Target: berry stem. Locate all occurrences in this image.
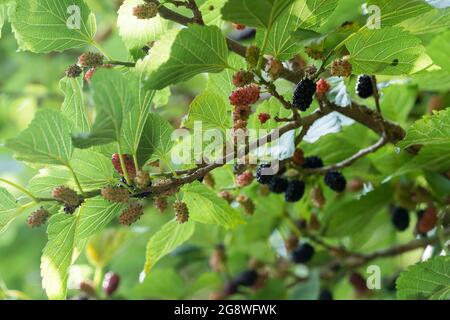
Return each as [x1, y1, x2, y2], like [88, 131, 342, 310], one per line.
[437, 206, 449, 255]
[132, 155, 140, 175]
[117, 144, 132, 185]
[104, 60, 136, 67]
[0, 178, 39, 202]
[66, 164, 85, 195]
[256, 29, 270, 71]
[93, 266, 104, 291]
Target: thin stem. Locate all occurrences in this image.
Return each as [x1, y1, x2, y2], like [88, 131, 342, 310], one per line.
[132, 155, 140, 175]
[93, 266, 104, 291]
[66, 164, 85, 195]
[105, 60, 136, 68]
[0, 178, 39, 202]
[256, 29, 270, 71]
[117, 144, 132, 185]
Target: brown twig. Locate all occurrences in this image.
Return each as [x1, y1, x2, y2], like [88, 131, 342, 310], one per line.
[304, 135, 388, 174]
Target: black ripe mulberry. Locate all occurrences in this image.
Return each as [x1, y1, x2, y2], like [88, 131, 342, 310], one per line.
[119, 203, 144, 226]
[103, 272, 120, 296]
[319, 289, 333, 300]
[324, 171, 347, 192]
[101, 186, 129, 203]
[284, 180, 305, 202]
[268, 176, 288, 194]
[302, 156, 323, 169]
[356, 74, 374, 99]
[292, 78, 316, 111]
[292, 243, 315, 264]
[391, 207, 410, 231]
[27, 207, 50, 227]
[65, 64, 82, 78]
[255, 163, 274, 185]
[233, 269, 258, 287]
[174, 200, 189, 224]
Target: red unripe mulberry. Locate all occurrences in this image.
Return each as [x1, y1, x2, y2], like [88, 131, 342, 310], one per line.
[236, 170, 254, 187]
[103, 272, 120, 296]
[112, 154, 136, 179]
[27, 207, 50, 227]
[258, 112, 271, 124]
[229, 84, 260, 107]
[232, 69, 254, 87]
[316, 79, 330, 95]
[417, 206, 438, 234]
[119, 203, 144, 226]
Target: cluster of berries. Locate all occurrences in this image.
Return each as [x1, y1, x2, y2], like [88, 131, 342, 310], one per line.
[302, 155, 347, 192]
[65, 52, 111, 83]
[255, 163, 306, 202]
[229, 83, 260, 130]
[390, 205, 438, 235]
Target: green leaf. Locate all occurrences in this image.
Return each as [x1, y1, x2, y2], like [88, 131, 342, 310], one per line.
[11, 0, 96, 53]
[256, 0, 338, 60]
[395, 144, 450, 176]
[143, 219, 195, 275]
[398, 7, 450, 35]
[288, 270, 320, 300]
[380, 84, 416, 124]
[221, 0, 292, 29]
[291, 28, 324, 46]
[0, 187, 19, 234]
[117, 0, 167, 51]
[200, 0, 227, 27]
[182, 181, 245, 229]
[411, 70, 450, 92]
[323, 186, 393, 237]
[60, 77, 90, 134]
[41, 213, 84, 300]
[425, 171, 450, 203]
[70, 149, 116, 191]
[73, 69, 134, 148]
[136, 113, 174, 167]
[345, 27, 424, 75]
[5, 109, 73, 165]
[366, 0, 432, 26]
[185, 90, 231, 133]
[0, 3, 6, 39]
[27, 167, 71, 198]
[86, 228, 131, 269]
[427, 31, 450, 73]
[41, 198, 125, 299]
[121, 56, 156, 158]
[397, 256, 450, 300]
[133, 269, 186, 299]
[145, 24, 229, 90]
[399, 108, 450, 149]
[76, 197, 126, 240]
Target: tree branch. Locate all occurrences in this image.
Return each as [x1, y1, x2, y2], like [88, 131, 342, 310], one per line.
[304, 135, 388, 174]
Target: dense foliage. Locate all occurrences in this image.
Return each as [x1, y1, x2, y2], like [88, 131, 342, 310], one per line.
[0, 0, 449, 300]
